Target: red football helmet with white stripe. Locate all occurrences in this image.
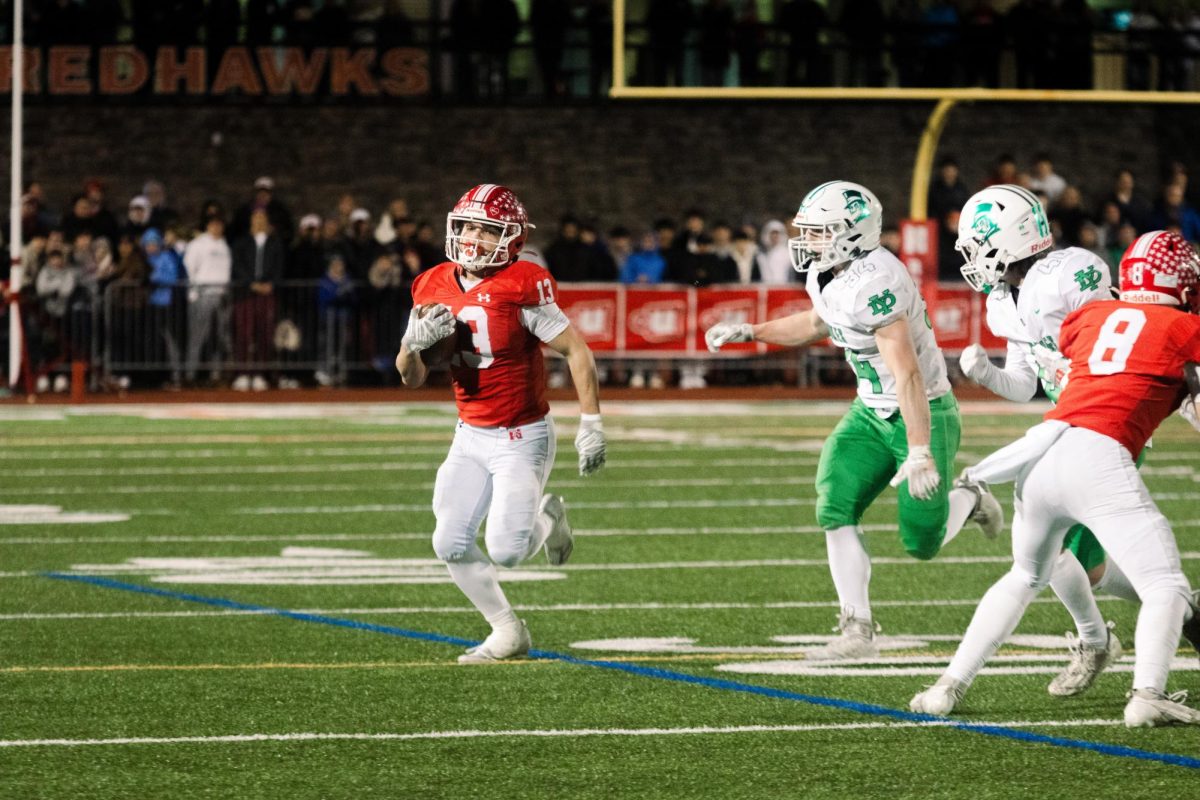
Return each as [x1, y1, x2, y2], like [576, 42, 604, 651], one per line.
[1119, 230, 1200, 314]
[445, 184, 532, 273]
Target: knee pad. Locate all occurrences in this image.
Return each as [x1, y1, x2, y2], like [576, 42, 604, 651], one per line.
[431, 527, 471, 563]
[1008, 563, 1048, 591]
[487, 544, 525, 570]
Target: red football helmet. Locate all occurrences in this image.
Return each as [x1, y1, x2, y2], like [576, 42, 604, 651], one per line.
[1119, 230, 1200, 313]
[445, 184, 532, 273]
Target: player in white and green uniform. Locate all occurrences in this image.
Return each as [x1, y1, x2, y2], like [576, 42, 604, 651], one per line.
[955, 184, 1137, 696]
[706, 180, 1002, 660]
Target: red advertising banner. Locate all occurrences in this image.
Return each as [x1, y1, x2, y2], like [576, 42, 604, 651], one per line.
[542, 283, 1003, 357]
[556, 287, 619, 351]
[763, 287, 819, 351]
[624, 288, 692, 352]
[694, 285, 759, 354]
[930, 284, 973, 351]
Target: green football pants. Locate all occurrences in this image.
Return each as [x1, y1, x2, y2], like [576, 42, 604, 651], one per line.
[815, 393, 961, 560]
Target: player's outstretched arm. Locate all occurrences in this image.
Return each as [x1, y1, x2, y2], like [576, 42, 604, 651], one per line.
[959, 340, 1038, 402]
[877, 317, 939, 500]
[705, 309, 828, 352]
[546, 325, 606, 476]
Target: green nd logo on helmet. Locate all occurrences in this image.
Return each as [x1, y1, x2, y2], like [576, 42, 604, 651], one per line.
[789, 180, 884, 273]
[955, 184, 1053, 292]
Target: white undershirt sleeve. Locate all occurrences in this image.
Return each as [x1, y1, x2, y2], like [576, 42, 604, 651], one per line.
[519, 302, 571, 343]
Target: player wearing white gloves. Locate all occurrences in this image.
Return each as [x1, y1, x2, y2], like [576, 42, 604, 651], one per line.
[397, 184, 605, 663]
[951, 184, 1149, 697]
[706, 181, 1002, 660]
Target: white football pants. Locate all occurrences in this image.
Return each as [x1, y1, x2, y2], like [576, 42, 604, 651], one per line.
[948, 426, 1191, 692]
[431, 417, 556, 569]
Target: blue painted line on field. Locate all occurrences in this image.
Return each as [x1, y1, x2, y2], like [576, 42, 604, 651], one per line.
[45, 571, 1200, 771]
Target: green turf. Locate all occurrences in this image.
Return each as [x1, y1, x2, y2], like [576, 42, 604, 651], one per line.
[1, 401, 1199, 799]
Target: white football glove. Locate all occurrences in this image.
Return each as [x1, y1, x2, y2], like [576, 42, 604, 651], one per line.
[575, 414, 607, 477]
[889, 444, 940, 501]
[958, 343, 994, 383]
[1031, 343, 1071, 393]
[402, 304, 455, 353]
[705, 322, 753, 353]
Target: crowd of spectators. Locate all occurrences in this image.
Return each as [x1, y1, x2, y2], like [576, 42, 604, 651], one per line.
[10, 1, 1200, 96]
[3, 155, 1197, 392]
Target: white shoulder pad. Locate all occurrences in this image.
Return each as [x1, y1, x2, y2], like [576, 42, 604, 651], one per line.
[850, 249, 917, 330]
[1052, 247, 1113, 308]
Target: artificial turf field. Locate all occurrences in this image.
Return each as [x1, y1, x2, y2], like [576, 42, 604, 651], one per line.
[2, 399, 1199, 799]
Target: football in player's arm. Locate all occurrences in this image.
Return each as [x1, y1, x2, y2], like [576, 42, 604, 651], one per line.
[396, 184, 605, 664]
[912, 230, 1200, 728]
[705, 180, 1001, 661]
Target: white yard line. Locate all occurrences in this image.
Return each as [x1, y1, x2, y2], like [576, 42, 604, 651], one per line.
[0, 476, 824, 496]
[0, 458, 823, 479]
[0, 717, 1121, 749]
[8, 520, 1200, 547]
[10, 552, 1200, 580]
[0, 595, 1132, 622]
[219, 493, 1200, 516]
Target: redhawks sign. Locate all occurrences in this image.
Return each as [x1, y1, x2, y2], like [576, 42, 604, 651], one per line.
[0, 46, 428, 98]
[552, 283, 998, 356]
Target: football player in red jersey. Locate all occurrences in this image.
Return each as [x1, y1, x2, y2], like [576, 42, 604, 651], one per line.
[912, 230, 1200, 727]
[396, 184, 606, 663]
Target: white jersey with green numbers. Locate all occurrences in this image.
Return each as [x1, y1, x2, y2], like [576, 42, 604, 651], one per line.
[806, 247, 951, 414]
[984, 247, 1112, 401]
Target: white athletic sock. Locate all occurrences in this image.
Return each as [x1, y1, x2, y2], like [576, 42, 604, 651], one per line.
[1092, 559, 1141, 603]
[1132, 590, 1189, 692]
[945, 569, 1040, 687]
[825, 525, 871, 622]
[444, 543, 519, 630]
[1049, 551, 1108, 649]
[941, 487, 977, 546]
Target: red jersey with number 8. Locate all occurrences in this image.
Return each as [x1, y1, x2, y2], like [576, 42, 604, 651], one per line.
[411, 260, 561, 428]
[1046, 300, 1200, 456]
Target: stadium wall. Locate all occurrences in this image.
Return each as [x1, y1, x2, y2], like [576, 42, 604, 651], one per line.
[8, 101, 1199, 241]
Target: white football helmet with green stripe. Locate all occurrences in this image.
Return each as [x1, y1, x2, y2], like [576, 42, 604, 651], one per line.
[789, 180, 883, 273]
[956, 184, 1053, 291]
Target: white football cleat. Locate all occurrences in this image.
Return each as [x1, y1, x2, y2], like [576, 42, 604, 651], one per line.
[540, 494, 574, 566]
[457, 620, 532, 664]
[910, 677, 966, 716]
[807, 611, 879, 661]
[1180, 590, 1200, 662]
[1124, 688, 1200, 728]
[1048, 624, 1122, 697]
[954, 474, 1003, 540]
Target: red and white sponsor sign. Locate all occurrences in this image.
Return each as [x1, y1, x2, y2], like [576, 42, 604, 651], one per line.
[541, 282, 1003, 356]
[625, 288, 691, 351]
[694, 285, 759, 354]
[556, 287, 619, 351]
[763, 287, 823, 351]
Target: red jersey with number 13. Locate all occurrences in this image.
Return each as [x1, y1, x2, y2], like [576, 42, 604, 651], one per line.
[1046, 300, 1200, 456]
[411, 260, 560, 428]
